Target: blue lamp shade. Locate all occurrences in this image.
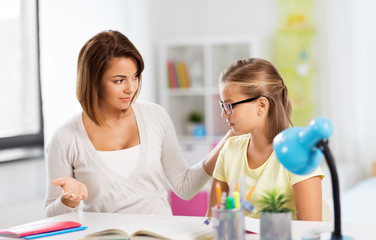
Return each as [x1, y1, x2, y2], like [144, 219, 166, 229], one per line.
[273, 117, 333, 175]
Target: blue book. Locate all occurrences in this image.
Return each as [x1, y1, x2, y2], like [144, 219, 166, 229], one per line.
[25, 226, 87, 239]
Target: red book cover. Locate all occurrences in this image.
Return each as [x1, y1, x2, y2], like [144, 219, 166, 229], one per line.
[167, 61, 178, 88]
[0, 221, 81, 238]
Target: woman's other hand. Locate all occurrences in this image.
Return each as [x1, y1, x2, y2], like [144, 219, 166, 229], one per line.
[53, 177, 88, 208]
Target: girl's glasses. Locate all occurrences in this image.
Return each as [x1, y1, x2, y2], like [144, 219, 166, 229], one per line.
[219, 96, 261, 115]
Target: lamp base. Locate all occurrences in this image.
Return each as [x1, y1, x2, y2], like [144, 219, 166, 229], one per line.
[302, 229, 354, 240]
[330, 235, 354, 240]
[302, 235, 354, 240]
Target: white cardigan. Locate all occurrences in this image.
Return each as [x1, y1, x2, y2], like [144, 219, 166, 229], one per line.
[44, 101, 210, 217]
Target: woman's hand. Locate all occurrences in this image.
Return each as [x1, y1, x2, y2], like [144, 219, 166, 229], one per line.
[203, 129, 235, 176]
[53, 177, 88, 208]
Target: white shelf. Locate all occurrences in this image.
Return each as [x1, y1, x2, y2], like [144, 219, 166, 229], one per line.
[158, 36, 259, 161]
[167, 88, 206, 96]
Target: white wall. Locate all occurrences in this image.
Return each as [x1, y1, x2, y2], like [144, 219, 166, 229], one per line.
[148, 0, 277, 38]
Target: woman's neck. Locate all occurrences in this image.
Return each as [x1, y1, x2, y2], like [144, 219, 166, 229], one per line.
[99, 107, 133, 125]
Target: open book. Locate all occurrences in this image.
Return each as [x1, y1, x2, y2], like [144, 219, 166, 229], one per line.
[82, 218, 213, 240]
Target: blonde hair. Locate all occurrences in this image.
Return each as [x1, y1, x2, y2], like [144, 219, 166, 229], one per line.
[76, 30, 144, 126]
[219, 58, 292, 142]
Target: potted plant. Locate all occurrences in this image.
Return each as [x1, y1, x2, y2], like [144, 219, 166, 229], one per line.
[186, 111, 205, 138]
[258, 189, 292, 240]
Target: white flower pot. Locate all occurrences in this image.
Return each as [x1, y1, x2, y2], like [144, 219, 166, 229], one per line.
[260, 212, 292, 240]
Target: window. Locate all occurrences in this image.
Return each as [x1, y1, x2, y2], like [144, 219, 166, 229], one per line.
[0, 0, 43, 162]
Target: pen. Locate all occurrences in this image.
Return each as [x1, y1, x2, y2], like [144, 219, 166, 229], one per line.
[203, 217, 211, 225]
[225, 196, 235, 209]
[233, 190, 241, 209]
[240, 176, 246, 200]
[220, 192, 227, 209]
[245, 186, 255, 200]
[243, 186, 255, 212]
[216, 182, 222, 208]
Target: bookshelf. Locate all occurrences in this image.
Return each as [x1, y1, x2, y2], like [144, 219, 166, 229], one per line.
[158, 37, 260, 165]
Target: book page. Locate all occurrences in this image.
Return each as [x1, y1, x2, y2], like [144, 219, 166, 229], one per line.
[85, 218, 213, 240]
[131, 218, 213, 240]
[83, 228, 130, 240]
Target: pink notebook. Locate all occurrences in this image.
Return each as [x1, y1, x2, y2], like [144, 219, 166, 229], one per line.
[0, 221, 81, 238]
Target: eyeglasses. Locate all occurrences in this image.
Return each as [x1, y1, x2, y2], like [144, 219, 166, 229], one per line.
[219, 96, 261, 115]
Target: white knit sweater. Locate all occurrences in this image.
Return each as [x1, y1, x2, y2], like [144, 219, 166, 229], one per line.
[44, 101, 210, 217]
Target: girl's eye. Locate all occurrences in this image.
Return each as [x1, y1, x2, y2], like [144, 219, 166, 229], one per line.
[114, 79, 123, 84]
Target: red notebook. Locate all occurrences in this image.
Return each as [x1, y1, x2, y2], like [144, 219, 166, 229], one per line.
[0, 221, 81, 238]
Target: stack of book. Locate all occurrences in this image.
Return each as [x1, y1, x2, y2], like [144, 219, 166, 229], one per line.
[167, 61, 191, 88]
[0, 221, 86, 239]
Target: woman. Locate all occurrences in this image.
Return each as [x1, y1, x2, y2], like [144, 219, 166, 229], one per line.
[45, 30, 232, 217]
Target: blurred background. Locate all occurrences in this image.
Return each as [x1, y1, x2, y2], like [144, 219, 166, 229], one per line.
[1, 0, 376, 228]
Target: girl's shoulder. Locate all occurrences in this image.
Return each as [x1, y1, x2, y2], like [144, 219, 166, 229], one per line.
[227, 134, 250, 146]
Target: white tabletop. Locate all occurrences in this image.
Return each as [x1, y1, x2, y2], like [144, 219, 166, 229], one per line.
[8, 212, 376, 240]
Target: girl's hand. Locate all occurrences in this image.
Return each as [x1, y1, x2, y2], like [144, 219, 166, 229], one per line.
[53, 177, 88, 208]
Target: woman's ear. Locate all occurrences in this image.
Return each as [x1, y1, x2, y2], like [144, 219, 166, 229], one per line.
[257, 97, 269, 116]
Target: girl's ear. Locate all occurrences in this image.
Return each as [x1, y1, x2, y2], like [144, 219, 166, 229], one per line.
[257, 97, 269, 116]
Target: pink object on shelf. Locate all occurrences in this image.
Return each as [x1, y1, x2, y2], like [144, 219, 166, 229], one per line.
[169, 190, 208, 216]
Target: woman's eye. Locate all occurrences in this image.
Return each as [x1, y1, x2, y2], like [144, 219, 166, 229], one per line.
[114, 79, 123, 84]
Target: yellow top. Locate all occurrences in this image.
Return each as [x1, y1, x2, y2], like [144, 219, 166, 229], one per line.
[213, 134, 324, 219]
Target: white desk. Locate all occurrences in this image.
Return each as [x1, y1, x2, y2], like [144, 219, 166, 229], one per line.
[7, 212, 376, 240]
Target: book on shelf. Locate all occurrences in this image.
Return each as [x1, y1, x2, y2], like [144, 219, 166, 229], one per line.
[167, 60, 191, 89]
[177, 61, 190, 88]
[0, 221, 85, 239]
[167, 61, 178, 88]
[81, 218, 213, 240]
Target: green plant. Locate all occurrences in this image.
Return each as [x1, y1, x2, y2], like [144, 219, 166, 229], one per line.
[187, 111, 203, 123]
[258, 189, 292, 213]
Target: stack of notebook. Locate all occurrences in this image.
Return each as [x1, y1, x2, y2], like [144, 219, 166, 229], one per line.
[0, 221, 86, 239]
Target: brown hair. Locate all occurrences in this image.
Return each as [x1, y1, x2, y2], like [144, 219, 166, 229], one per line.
[219, 58, 292, 142]
[76, 30, 144, 126]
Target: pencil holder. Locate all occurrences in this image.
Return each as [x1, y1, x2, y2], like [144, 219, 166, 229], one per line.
[211, 207, 245, 240]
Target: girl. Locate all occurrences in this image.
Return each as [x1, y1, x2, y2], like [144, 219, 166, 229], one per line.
[208, 58, 324, 220]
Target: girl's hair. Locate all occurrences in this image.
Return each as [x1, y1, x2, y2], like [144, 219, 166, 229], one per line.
[76, 30, 144, 126]
[219, 58, 292, 142]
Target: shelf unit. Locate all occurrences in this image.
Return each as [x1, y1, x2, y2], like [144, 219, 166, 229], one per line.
[158, 37, 259, 165]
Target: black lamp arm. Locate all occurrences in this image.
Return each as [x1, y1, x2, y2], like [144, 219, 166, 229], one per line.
[316, 139, 342, 239]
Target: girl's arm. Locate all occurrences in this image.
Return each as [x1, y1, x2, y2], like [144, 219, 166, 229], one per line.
[293, 176, 322, 221]
[206, 178, 229, 217]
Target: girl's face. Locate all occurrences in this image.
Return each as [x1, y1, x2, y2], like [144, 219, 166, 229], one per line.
[219, 84, 263, 135]
[100, 57, 139, 112]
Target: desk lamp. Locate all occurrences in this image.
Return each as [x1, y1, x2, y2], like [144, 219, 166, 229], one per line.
[273, 117, 353, 240]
